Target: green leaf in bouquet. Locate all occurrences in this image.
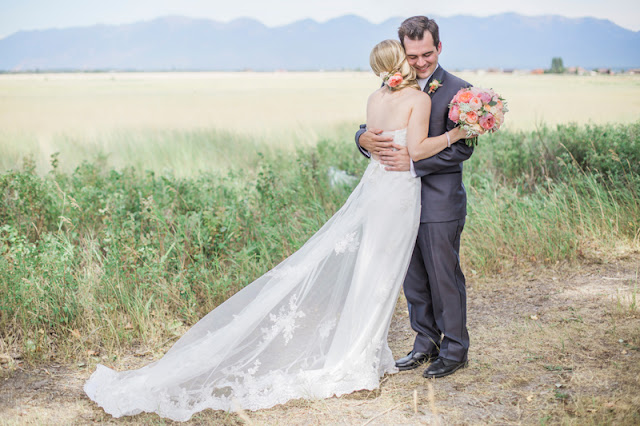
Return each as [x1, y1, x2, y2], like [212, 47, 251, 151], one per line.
[465, 136, 479, 147]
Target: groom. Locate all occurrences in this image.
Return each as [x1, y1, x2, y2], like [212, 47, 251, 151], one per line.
[355, 16, 473, 378]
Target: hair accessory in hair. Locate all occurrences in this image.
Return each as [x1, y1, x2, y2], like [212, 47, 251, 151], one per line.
[380, 72, 403, 89]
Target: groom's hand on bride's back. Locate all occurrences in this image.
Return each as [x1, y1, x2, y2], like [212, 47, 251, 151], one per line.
[360, 128, 395, 155]
[379, 144, 410, 172]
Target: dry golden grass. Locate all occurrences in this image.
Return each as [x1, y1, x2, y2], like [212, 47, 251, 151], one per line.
[1, 72, 639, 136]
[0, 72, 374, 139]
[456, 72, 640, 131]
[1, 254, 638, 425]
[1, 71, 640, 174]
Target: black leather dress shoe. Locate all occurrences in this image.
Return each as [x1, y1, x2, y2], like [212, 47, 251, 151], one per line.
[395, 351, 438, 371]
[423, 357, 468, 378]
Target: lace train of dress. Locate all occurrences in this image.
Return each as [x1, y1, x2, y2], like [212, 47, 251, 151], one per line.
[84, 129, 421, 421]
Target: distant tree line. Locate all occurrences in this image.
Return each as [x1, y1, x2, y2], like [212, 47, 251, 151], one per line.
[549, 57, 565, 73]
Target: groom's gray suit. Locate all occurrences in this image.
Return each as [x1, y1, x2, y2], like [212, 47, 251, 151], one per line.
[355, 66, 473, 363]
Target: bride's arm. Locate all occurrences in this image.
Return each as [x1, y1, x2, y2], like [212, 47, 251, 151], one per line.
[406, 94, 466, 161]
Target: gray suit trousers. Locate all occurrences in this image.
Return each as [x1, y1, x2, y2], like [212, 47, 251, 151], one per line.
[403, 218, 469, 362]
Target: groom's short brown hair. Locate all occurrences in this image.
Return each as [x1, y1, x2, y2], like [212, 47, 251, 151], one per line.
[398, 16, 440, 48]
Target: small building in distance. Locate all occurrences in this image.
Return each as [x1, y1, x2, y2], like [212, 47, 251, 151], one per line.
[566, 66, 589, 75]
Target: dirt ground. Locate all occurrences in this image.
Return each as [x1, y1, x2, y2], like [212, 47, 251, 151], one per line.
[1, 254, 639, 425]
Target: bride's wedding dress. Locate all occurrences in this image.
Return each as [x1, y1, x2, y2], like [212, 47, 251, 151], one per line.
[84, 129, 420, 421]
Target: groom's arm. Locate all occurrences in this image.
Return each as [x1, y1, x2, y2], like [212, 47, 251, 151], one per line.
[355, 124, 370, 158]
[355, 126, 395, 158]
[412, 141, 474, 178]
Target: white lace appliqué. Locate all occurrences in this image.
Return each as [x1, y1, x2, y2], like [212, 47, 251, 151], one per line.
[260, 294, 306, 345]
[334, 232, 359, 254]
[318, 318, 337, 339]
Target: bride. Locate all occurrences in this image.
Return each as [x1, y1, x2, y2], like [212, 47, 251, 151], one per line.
[84, 39, 467, 421]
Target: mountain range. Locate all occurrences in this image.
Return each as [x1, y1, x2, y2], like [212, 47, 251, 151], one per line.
[1, 14, 638, 71]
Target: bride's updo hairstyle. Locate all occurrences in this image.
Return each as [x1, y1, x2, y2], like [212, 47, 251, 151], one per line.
[369, 39, 419, 91]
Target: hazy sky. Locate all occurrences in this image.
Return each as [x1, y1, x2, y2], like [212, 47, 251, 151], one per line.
[1, 0, 639, 38]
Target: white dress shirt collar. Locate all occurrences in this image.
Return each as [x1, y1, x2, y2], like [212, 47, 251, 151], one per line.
[417, 64, 440, 91]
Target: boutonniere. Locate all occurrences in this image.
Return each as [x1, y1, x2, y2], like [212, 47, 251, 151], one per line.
[428, 79, 442, 94]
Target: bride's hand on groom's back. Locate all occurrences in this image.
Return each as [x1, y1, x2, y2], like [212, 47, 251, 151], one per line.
[360, 128, 395, 154]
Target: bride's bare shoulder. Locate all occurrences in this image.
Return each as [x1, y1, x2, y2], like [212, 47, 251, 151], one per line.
[367, 87, 386, 99]
[366, 88, 384, 105]
[407, 88, 430, 103]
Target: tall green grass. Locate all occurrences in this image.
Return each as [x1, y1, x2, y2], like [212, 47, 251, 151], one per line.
[0, 122, 638, 362]
[464, 122, 640, 271]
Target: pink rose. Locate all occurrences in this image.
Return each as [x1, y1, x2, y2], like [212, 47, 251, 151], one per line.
[448, 105, 460, 122]
[388, 73, 403, 88]
[479, 113, 495, 130]
[465, 111, 478, 124]
[478, 92, 492, 103]
[495, 111, 505, 125]
[469, 97, 482, 110]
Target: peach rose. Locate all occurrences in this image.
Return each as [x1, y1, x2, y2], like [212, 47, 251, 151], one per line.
[458, 91, 474, 103]
[465, 111, 478, 124]
[388, 73, 403, 88]
[469, 97, 482, 110]
[448, 104, 460, 122]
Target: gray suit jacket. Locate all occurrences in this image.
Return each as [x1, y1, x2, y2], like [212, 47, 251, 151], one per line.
[355, 66, 473, 223]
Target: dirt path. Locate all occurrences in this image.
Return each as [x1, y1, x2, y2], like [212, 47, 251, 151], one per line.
[2, 255, 639, 425]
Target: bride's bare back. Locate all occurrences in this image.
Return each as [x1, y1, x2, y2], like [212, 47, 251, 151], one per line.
[366, 85, 467, 162]
[367, 86, 444, 161]
[367, 86, 428, 131]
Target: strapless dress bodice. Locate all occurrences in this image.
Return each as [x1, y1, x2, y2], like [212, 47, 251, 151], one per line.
[377, 128, 407, 146]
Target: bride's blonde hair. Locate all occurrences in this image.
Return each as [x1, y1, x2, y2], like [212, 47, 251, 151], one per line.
[369, 39, 419, 91]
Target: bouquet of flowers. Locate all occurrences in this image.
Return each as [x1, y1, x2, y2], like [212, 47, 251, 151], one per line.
[448, 87, 508, 146]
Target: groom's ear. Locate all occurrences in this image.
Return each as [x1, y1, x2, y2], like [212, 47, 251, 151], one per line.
[437, 42, 442, 54]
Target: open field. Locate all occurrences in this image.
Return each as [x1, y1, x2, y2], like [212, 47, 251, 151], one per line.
[1, 71, 640, 175]
[1, 72, 639, 424]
